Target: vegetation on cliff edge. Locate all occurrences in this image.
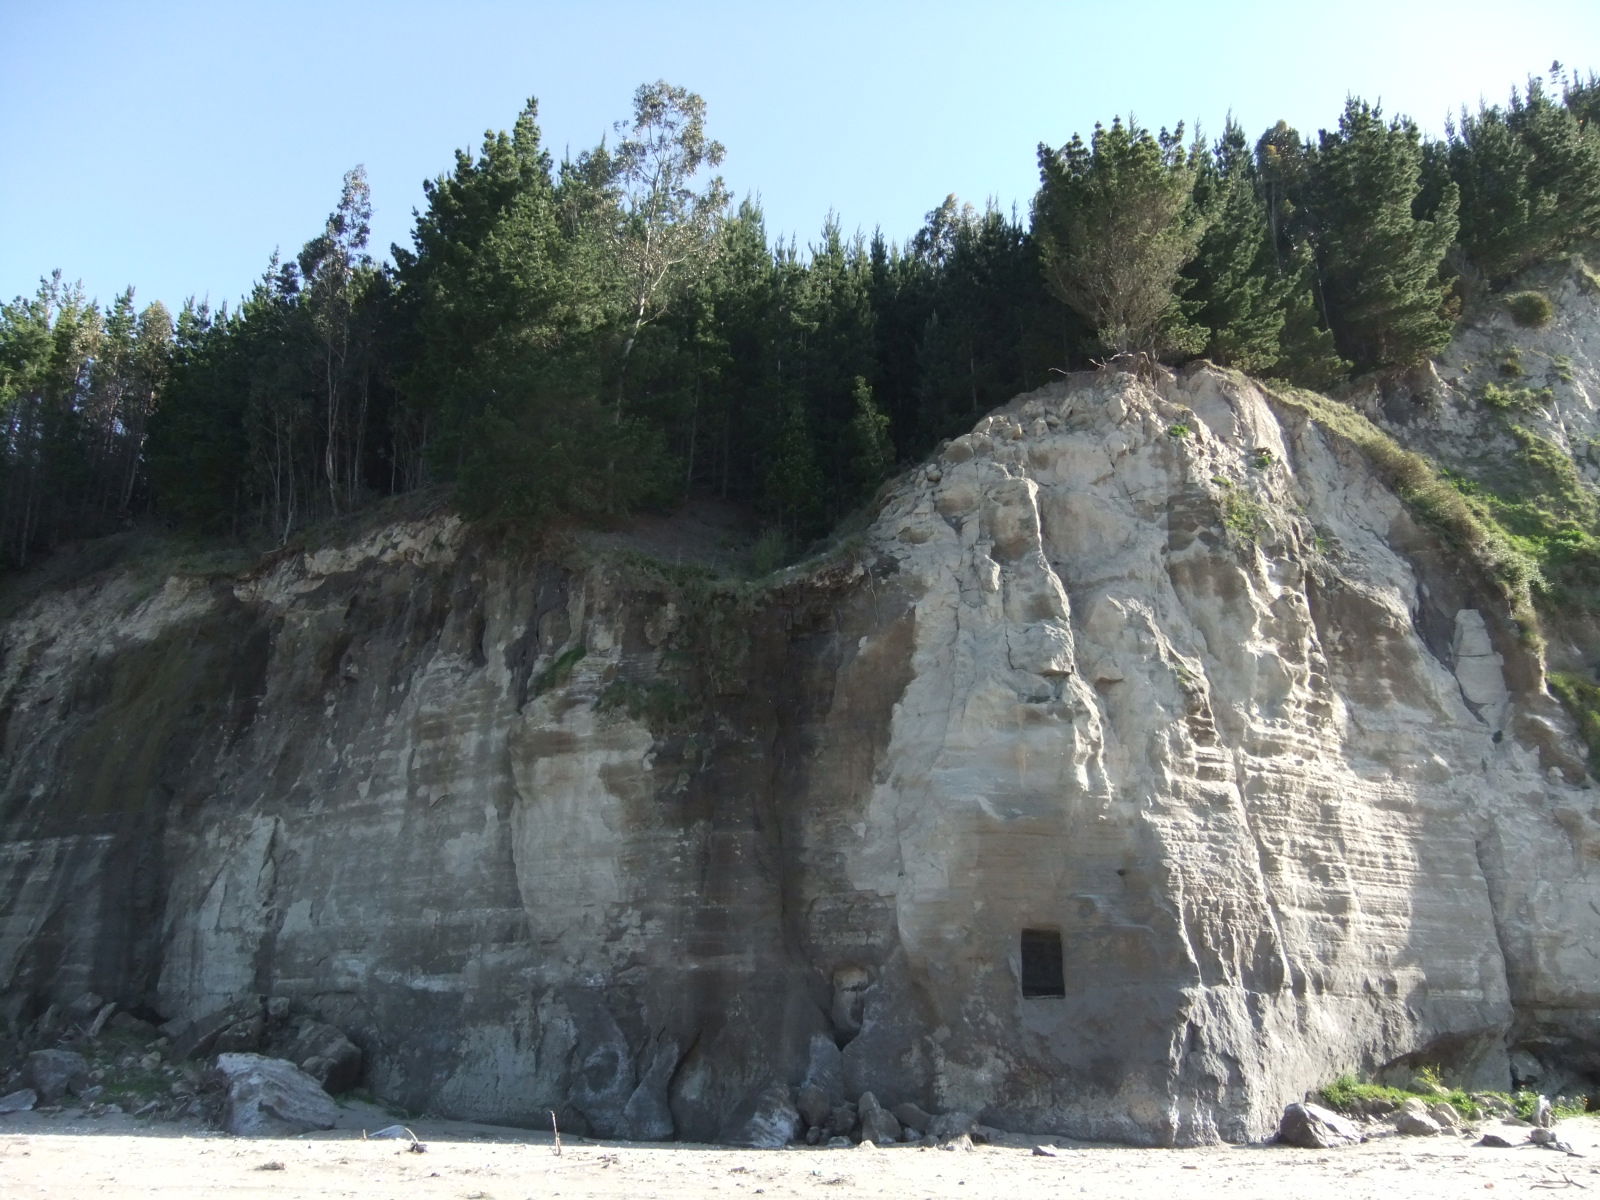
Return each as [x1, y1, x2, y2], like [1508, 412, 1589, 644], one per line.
[2, 67, 1597, 572]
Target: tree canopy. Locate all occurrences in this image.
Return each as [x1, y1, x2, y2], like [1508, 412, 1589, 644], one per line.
[1034, 117, 1206, 357]
[4, 70, 1598, 568]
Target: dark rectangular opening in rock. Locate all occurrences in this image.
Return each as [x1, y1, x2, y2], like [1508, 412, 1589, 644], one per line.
[1020, 928, 1065, 998]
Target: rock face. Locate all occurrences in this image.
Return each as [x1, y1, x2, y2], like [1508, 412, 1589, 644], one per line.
[2, 350, 1599, 1145]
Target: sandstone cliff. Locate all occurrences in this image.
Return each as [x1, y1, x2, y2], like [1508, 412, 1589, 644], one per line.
[3, 317, 1599, 1143]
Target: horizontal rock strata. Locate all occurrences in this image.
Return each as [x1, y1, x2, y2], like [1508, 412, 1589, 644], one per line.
[2, 363, 1597, 1144]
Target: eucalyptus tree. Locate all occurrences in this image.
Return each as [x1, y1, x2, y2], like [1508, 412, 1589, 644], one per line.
[608, 80, 730, 412]
[298, 165, 375, 513]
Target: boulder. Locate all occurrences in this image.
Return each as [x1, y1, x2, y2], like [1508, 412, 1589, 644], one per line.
[213, 1016, 266, 1055]
[1509, 1050, 1544, 1089]
[85, 1003, 117, 1038]
[826, 1102, 858, 1138]
[268, 1017, 361, 1094]
[169, 1000, 262, 1061]
[857, 1092, 902, 1145]
[928, 1110, 978, 1140]
[796, 1084, 831, 1130]
[211, 1053, 338, 1136]
[719, 1082, 799, 1149]
[892, 1101, 935, 1132]
[25, 1049, 88, 1104]
[1276, 1102, 1362, 1149]
[0, 1088, 37, 1114]
[1396, 1110, 1443, 1136]
[28, 1005, 64, 1043]
[1472, 1092, 1514, 1116]
[801, 1033, 844, 1099]
[64, 992, 104, 1022]
[1429, 1101, 1462, 1130]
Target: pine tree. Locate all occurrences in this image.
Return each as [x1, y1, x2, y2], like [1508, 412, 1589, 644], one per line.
[1034, 117, 1207, 358]
[1306, 99, 1459, 373]
[393, 99, 568, 479]
[1508, 74, 1600, 265]
[844, 376, 893, 502]
[1185, 120, 1287, 372]
[147, 298, 250, 533]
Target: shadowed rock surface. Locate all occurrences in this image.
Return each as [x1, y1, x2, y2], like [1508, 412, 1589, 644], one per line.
[3, 349, 1599, 1144]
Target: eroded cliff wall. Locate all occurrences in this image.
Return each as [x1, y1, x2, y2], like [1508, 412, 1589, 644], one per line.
[2, 359, 1597, 1145]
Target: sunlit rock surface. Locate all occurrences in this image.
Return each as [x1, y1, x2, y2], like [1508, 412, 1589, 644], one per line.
[2, 360, 1597, 1145]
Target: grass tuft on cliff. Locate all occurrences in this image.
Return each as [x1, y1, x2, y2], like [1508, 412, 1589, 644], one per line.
[1549, 671, 1600, 774]
[1263, 382, 1544, 650]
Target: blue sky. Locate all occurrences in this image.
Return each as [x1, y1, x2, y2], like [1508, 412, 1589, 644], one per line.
[3, 1, 1597, 313]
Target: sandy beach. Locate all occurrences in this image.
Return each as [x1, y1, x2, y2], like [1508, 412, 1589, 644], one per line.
[3, 1105, 1595, 1200]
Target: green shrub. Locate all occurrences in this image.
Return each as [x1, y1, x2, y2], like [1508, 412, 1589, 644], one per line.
[1510, 1090, 1590, 1120]
[1167, 423, 1192, 439]
[531, 643, 586, 696]
[1318, 1074, 1405, 1113]
[1549, 671, 1600, 774]
[1315, 1072, 1589, 1123]
[1483, 382, 1553, 411]
[1221, 490, 1266, 541]
[595, 676, 693, 726]
[1470, 426, 1600, 612]
[1506, 290, 1555, 328]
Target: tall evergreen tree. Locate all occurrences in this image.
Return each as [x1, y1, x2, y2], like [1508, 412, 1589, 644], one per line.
[392, 100, 569, 480]
[1306, 99, 1459, 373]
[1185, 120, 1287, 372]
[1034, 117, 1207, 358]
